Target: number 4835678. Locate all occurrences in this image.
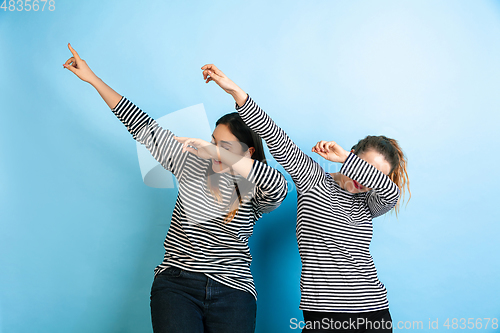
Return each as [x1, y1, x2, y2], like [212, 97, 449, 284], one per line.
[1, 0, 55, 11]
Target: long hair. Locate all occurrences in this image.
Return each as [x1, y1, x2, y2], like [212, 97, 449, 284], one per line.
[206, 112, 267, 223]
[351, 135, 411, 217]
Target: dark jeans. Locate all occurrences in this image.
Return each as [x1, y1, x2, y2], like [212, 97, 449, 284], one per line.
[301, 309, 392, 333]
[150, 266, 256, 333]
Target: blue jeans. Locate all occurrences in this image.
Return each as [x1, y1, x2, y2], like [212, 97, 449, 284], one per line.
[302, 309, 392, 332]
[150, 266, 256, 333]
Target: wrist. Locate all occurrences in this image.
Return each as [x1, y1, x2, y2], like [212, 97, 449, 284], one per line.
[342, 151, 350, 163]
[207, 144, 219, 160]
[88, 75, 101, 86]
[230, 88, 248, 107]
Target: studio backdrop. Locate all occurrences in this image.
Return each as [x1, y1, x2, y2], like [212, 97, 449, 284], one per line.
[1, 0, 499, 332]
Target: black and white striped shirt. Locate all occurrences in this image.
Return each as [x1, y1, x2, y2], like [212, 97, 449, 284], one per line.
[111, 96, 288, 299]
[236, 95, 400, 312]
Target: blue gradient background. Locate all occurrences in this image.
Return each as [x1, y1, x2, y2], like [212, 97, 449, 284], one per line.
[1, 1, 500, 332]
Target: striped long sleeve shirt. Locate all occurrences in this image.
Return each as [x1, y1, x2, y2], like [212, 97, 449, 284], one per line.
[236, 95, 400, 312]
[111, 96, 288, 299]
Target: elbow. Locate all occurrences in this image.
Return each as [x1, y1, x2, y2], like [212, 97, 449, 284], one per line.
[260, 186, 288, 214]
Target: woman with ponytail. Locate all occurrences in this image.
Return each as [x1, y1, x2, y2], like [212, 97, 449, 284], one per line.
[63, 44, 288, 333]
[348, 135, 410, 218]
[202, 64, 410, 333]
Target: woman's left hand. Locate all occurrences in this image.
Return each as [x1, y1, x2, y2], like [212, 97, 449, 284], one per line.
[201, 64, 239, 93]
[174, 136, 216, 160]
[200, 64, 248, 107]
[312, 140, 349, 163]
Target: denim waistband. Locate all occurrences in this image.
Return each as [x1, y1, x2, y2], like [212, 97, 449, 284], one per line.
[158, 266, 209, 282]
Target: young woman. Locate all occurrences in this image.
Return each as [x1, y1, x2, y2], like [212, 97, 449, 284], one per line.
[63, 44, 288, 333]
[201, 64, 410, 333]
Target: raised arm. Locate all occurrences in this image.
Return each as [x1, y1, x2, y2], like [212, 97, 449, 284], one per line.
[200, 64, 325, 194]
[174, 137, 288, 213]
[63, 43, 188, 179]
[309, 140, 401, 218]
[63, 43, 121, 109]
[340, 152, 400, 218]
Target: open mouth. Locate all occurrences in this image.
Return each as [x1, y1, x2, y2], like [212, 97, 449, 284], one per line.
[353, 180, 362, 190]
[212, 159, 222, 165]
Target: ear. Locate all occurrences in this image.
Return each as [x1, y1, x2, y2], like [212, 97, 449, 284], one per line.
[247, 147, 256, 158]
[350, 149, 355, 153]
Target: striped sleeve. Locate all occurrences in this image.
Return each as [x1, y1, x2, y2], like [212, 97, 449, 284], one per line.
[246, 160, 288, 214]
[111, 96, 188, 180]
[236, 95, 325, 194]
[340, 152, 400, 218]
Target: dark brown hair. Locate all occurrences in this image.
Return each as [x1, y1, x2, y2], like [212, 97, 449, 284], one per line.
[351, 135, 411, 216]
[206, 112, 267, 223]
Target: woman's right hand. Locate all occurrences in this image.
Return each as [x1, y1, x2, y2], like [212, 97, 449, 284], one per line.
[63, 43, 98, 83]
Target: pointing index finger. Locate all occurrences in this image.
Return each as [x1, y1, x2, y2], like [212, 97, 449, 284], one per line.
[68, 43, 81, 60]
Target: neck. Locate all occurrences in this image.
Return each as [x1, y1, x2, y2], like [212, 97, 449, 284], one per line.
[331, 172, 347, 190]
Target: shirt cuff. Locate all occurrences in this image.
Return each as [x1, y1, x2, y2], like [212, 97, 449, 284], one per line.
[235, 93, 251, 111]
[111, 96, 126, 112]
